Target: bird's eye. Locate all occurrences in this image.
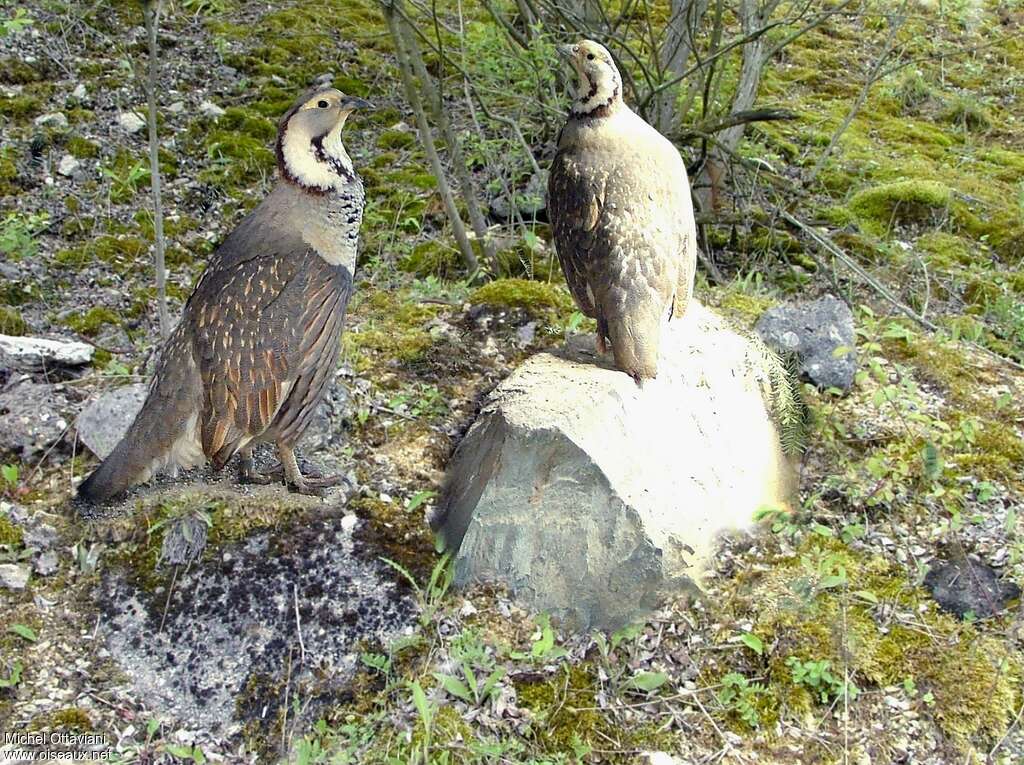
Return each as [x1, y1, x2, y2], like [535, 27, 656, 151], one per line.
[317, 100, 329, 108]
[587, 53, 595, 60]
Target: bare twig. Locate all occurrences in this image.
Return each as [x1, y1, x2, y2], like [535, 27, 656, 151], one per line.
[141, 0, 169, 340]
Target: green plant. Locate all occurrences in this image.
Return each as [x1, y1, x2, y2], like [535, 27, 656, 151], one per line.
[8, 624, 37, 642]
[1, 464, 18, 490]
[718, 672, 767, 728]
[1, 8, 34, 36]
[381, 552, 453, 627]
[162, 744, 206, 763]
[433, 661, 505, 707]
[785, 657, 858, 704]
[408, 680, 435, 764]
[0, 660, 23, 689]
[0, 212, 50, 259]
[512, 613, 568, 662]
[101, 159, 150, 202]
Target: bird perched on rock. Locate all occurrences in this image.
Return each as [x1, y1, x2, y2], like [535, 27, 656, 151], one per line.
[78, 87, 371, 502]
[548, 40, 697, 385]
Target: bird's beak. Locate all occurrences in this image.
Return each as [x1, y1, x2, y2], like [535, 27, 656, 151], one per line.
[556, 43, 577, 60]
[341, 96, 374, 111]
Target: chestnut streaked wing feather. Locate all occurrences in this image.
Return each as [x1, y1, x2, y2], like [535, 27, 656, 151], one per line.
[547, 147, 604, 318]
[184, 223, 351, 467]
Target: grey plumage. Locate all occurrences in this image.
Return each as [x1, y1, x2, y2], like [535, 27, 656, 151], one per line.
[78, 87, 370, 502]
[548, 40, 697, 384]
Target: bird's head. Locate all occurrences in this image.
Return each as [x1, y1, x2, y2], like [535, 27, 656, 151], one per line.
[276, 87, 373, 194]
[557, 40, 622, 118]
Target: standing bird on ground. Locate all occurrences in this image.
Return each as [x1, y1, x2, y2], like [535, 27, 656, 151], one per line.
[547, 40, 698, 385]
[78, 87, 372, 503]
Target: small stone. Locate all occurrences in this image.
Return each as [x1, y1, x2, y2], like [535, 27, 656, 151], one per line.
[756, 294, 858, 392]
[0, 335, 93, 370]
[57, 154, 79, 177]
[198, 100, 226, 118]
[340, 514, 358, 532]
[71, 83, 87, 100]
[34, 112, 68, 129]
[76, 384, 148, 460]
[117, 111, 146, 134]
[166, 100, 186, 114]
[34, 551, 59, 576]
[23, 521, 58, 551]
[0, 563, 31, 590]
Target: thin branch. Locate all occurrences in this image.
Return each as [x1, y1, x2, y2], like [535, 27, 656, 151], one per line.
[141, 0, 169, 340]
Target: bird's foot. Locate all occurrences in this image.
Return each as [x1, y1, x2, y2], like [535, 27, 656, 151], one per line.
[286, 473, 351, 497]
[239, 453, 280, 485]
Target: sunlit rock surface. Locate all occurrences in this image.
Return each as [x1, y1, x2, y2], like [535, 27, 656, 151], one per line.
[434, 302, 795, 630]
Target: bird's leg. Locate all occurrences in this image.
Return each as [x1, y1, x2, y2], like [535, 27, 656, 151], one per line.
[596, 316, 609, 355]
[277, 444, 348, 496]
[238, 444, 278, 485]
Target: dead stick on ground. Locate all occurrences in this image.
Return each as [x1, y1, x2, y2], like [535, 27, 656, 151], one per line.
[293, 583, 306, 665]
[141, 0, 170, 340]
[781, 210, 1024, 372]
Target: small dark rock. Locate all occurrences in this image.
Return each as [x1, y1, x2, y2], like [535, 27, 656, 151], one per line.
[924, 556, 1021, 619]
[755, 294, 858, 392]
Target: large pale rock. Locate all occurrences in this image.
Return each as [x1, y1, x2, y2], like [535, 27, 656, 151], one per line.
[76, 383, 148, 459]
[0, 334, 93, 370]
[433, 303, 793, 630]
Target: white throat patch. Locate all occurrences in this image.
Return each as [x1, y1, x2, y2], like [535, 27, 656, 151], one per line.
[281, 117, 353, 191]
[574, 66, 620, 115]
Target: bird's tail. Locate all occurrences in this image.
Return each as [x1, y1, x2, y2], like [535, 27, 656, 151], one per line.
[77, 337, 203, 503]
[606, 301, 662, 387]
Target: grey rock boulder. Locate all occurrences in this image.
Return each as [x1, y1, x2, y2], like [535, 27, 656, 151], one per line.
[0, 380, 68, 458]
[76, 383, 148, 459]
[0, 334, 94, 371]
[433, 303, 794, 630]
[755, 294, 857, 392]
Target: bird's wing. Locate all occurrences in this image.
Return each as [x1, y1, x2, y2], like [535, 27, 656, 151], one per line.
[548, 147, 605, 317]
[185, 238, 350, 465]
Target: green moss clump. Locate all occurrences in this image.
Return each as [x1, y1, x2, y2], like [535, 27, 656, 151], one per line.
[55, 235, 148, 272]
[342, 290, 443, 373]
[376, 129, 416, 151]
[65, 136, 100, 159]
[50, 707, 93, 732]
[470, 278, 573, 317]
[0, 149, 18, 196]
[0, 58, 44, 85]
[397, 241, 460, 278]
[848, 180, 953, 236]
[943, 95, 991, 131]
[349, 496, 438, 581]
[917, 231, 973, 268]
[0, 305, 27, 336]
[0, 93, 43, 121]
[716, 289, 776, 328]
[729, 539, 1022, 746]
[0, 514, 24, 546]
[63, 307, 120, 337]
[199, 130, 275, 194]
